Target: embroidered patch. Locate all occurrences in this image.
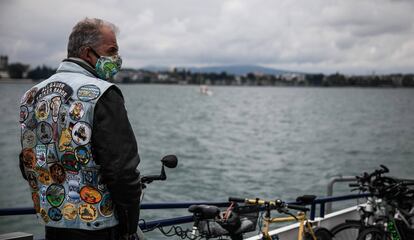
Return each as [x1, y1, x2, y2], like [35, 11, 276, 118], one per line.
[82, 168, 98, 186]
[49, 163, 66, 184]
[66, 174, 81, 203]
[48, 207, 63, 221]
[34, 81, 73, 103]
[58, 106, 68, 127]
[36, 167, 52, 185]
[50, 96, 62, 123]
[21, 87, 38, 105]
[66, 175, 80, 203]
[32, 192, 40, 213]
[79, 203, 98, 222]
[99, 193, 113, 217]
[20, 105, 29, 123]
[63, 203, 77, 220]
[40, 208, 49, 223]
[35, 144, 47, 167]
[22, 130, 36, 149]
[26, 170, 38, 191]
[97, 175, 107, 192]
[35, 100, 49, 121]
[69, 101, 85, 121]
[40, 185, 47, 204]
[61, 151, 80, 174]
[75, 145, 91, 165]
[58, 126, 73, 152]
[77, 85, 101, 102]
[46, 144, 58, 165]
[46, 184, 65, 207]
[25, 112, 37, 130]
[72, 122, 91, 146]
[22, 148, 36, 169]
[80, 186, 102, 204]
[36, 121, 53, 144]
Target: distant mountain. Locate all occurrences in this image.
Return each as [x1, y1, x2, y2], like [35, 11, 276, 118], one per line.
[141, 65, 302, 76]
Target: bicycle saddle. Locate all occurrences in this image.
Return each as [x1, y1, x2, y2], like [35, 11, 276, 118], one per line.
[296, 195, 316, 205]
[188, 205, 220, 219]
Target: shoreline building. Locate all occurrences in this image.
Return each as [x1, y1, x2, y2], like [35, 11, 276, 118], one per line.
[0, 55, 10, 79]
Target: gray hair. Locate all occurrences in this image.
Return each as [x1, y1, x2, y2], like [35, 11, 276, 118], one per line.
[67, 18, 119, 58]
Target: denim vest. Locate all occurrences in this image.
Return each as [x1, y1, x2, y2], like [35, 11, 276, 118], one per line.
[19, 61, 119, 230]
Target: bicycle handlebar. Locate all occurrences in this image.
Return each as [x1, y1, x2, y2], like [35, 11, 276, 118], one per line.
[228, 197, 309, 212]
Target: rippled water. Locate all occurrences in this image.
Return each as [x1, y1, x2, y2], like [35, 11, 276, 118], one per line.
[0, 83, 413, 238]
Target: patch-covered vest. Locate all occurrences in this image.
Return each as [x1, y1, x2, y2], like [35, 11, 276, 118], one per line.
[19, 69, 119, 230]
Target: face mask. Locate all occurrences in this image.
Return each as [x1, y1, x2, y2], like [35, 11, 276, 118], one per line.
[90, 48, 122, 80]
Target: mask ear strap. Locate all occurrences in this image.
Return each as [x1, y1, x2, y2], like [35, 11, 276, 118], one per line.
[89, 47, 101, 58]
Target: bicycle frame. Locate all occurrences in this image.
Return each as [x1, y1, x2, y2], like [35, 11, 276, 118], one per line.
[261, 211, 317, 240]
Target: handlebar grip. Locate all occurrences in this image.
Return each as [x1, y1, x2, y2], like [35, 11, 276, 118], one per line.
[349, 183, 360, 187]
[380, 165, 389, 173]
[286, 204, 309, 212]
[229, 197, 245, 203]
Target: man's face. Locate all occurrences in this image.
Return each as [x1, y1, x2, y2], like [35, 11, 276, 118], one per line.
[88, 26, 119, 66]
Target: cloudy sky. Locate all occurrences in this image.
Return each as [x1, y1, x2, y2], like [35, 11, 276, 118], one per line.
[1, 0, 413, 74]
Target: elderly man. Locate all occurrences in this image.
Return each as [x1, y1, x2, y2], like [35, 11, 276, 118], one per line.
[19, 18, 142, 240]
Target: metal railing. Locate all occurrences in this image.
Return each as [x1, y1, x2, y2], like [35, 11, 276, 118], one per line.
[0, 193, 370, 231]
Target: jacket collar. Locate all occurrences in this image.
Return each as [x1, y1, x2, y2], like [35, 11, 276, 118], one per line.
[57, 57, 100, 78]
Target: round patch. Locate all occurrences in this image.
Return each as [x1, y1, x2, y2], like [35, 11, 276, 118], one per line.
[80, 186, 102, 204]
[61, 151, 80, 173]
[36, 121, 53, 144]
[49, 163, 66, 184]
[50, 96, 62, 123]
[69, 101, 85, 121]
[77, 85, 101, 102]
[32, 192, 40, 213]
[22, 148, 36, 169]
[22, 130, 36, 149]
[35, 100, 49, 121]
[36, 167, 52, 185]
[20, 105, 29, 123]
[39, 208, 49, 223]
[21, 87, 38, 105]
[78, 203, 98, 222]
[35, 145, 47, 167]
[48, 207, 63, 221]
[46, 184, 65, 207]
[63, 203, 77, 220]
[71, 122, 91, 145]
[75, 145, 91, 165]
[99, 194, 114, 217]
[26, 170, 38, 191]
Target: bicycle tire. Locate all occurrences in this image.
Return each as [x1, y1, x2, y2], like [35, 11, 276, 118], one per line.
[303, 227, 333, 240]
[331, 221, 363, 240]
[357, 227, 389, 240]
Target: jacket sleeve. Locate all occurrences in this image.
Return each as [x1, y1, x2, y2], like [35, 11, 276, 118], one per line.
[92, 86, 142, 235]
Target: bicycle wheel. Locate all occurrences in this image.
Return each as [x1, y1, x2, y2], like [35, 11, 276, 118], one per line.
[331, 221, 363, 240]
[314, 227, 333, 240]
[357, 227, 389, 240]
[304, 227, 333, 240]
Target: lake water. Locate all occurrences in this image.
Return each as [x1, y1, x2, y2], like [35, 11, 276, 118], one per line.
[0, 83, 413, 239]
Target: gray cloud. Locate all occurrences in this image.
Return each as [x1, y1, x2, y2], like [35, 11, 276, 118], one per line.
[1, 0, 413, 74]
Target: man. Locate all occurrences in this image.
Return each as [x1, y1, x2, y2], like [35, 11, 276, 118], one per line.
[19, 18, 142, 240]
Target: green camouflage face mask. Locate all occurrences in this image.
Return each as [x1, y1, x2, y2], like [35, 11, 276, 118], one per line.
[90, 48, 122, 80]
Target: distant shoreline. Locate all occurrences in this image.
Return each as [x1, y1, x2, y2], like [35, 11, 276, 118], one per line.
[0, 78, 35, 84]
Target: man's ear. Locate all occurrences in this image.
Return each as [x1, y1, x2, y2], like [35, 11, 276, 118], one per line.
[79, 46, 95, 66]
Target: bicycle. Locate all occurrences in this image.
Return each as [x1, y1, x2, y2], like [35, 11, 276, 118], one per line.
[229, 195, 332, 240]
[329, 165, 414, 240]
